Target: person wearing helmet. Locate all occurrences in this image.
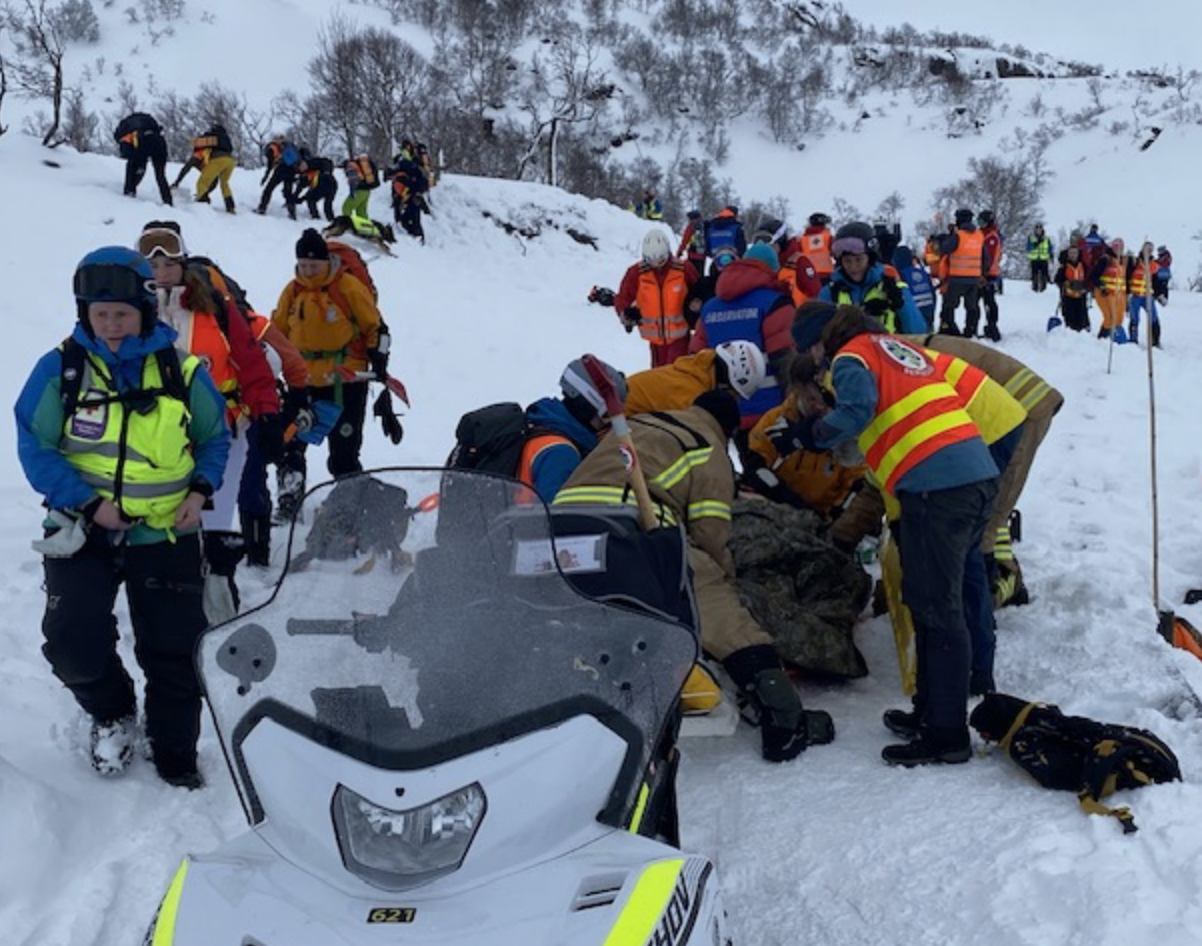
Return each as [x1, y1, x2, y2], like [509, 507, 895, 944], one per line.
[624, 340, 768, 420]
[515, 356, 627, 503]
[614, 228, 699, 367]
[819, 221, 925, 334]
[975, 210, 1004, 342]
[557, 389, 836, 763]
[1087, 239, 1128, 340]
[15, 247, 232, 789]
[1026, 222, 1053, 293]
[692, 243, 795, 452]
[934, 209, 987, 337]
[801, 212, 835, 283]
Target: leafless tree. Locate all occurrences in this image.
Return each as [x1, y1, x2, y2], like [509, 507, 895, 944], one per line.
[0, 18, 9, 137]
[4, 0, 69, 145]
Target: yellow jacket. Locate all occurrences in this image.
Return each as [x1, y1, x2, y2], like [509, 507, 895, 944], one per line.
[272, 261, 382, 386]
[748, 401, 866, 513]
[625, 350, 719, 417]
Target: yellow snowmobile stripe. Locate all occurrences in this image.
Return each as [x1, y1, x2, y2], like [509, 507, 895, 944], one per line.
[150, 859, 189, 946]
[628, 783, 650, 834]
[602, 859, 685, 946]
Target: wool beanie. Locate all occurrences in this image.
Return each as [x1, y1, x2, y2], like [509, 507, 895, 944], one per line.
[693, 389, 741, 438]
[296, 228, 330, 260]
[744, 242, 780, 273]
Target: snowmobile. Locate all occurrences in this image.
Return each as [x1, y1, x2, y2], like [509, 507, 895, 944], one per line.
[145, 468, 730, 946]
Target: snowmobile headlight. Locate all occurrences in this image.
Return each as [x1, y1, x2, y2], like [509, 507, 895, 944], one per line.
[333, 782, 487, 890]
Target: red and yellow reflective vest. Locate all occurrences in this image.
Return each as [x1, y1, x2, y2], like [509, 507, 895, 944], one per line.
[948, 230, 985, 279]
[925, 351, 1026, 446]
[1063, 261, 1087, 298]
[803, 230, 833, 277]
[1128, 260, 1158, 296]
[635, 263, 690, 346]
[833, 334, 980, 494]
[1098, 259, 1126, 295]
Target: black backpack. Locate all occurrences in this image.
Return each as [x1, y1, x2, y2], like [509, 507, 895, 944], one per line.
[970, 693, 1182, 834]
[447, 402, 534, 476]
[59, 337, 188, 418]
[114, 112, 160, 142]
[209, 124, 233, 154]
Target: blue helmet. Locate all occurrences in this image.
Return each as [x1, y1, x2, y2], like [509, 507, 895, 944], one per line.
[73, 246, 156, 335]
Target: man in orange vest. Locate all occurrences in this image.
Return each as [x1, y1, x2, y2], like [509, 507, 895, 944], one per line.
[1088, 240, 1128, 340]
[785, 305, 998, 766]
[614, 229, 699, 367]
[936, 208, 987, 337]
[800, 212, 835, 284]
[1126, 240, 1161, 347]
[1054, 245, 1090, 332]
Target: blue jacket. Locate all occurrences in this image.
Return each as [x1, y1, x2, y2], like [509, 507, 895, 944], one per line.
[891, 246, 936, 312]
[820, 263, 926, 334]
[698, 285, 786, 420]
[704, 217, 747, 258]
[523, 397, 600, 504]
[15, 322, 230, 544]
[812, 348, 997, 495]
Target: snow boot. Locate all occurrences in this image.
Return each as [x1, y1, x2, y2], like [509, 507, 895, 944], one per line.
[160, 769, 205, 790]
[882, 727, 971, 767]
[984, 322, 1002, 342]
[202, 530, 246, 625]
[241, 511, 272, 568]
[725, 646, 834, 762]
[938, 317, 961, 336]
[969, 668, 996, 697]
[883, 707, 921, 739]
[274, 465, 306, 526]
[90, 714, 137, 776]
[224, 195, 237, 214]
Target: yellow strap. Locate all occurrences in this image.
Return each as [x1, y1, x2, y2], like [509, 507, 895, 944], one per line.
[601, 860, 686, 946]
[998, 701, 1040, 753]
[151, 859, 189, 946]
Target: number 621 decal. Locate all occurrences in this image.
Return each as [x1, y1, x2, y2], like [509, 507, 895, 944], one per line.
[367, 907, 417, 924]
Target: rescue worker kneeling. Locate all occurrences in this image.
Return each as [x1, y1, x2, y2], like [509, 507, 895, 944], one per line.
[555, 390, 835, 761]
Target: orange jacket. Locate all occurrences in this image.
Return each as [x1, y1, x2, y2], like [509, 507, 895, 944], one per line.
[749, 401, 866, 512]
[1127, 259, 1158, 296]
[834, 334, 980, 494]
[801, 227, 834, 277]
[634, 262, 690, 345]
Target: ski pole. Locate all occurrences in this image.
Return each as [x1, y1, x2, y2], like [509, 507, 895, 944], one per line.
[1142, 241, 1165, 628]
[581, 353, 659, 531]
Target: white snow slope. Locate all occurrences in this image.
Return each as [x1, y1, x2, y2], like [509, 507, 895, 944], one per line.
[2, 130, 1202, 946]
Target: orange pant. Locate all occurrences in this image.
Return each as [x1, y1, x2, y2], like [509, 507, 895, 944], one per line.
[1094, 290, 1127, 330]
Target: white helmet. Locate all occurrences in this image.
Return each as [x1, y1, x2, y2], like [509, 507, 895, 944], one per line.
[715, 341, 767, 400]
[641, 229, 672, 267]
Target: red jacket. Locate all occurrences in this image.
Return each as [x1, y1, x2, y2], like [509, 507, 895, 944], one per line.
[688, 259, 795, 355]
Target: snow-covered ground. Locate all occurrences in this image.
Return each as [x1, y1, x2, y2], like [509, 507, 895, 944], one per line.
[2, 132, 1202, 945]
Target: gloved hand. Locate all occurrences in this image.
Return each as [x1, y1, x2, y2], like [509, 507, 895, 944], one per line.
[373, 389, 404, 445]
[368, 347, 390, 380]
[742, 466, 807, 509]
[588, 286, 616, 307]
[282, 386, 312, 426]
[621, 306, 642, 333]
[256, 413, 287, 464]
[766, 415, 818, 458]
[1156, 294, 1168, 306]
[862, 298, 890, 321]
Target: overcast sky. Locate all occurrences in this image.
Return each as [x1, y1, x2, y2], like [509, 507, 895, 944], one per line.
[840, 1, 1201, 73]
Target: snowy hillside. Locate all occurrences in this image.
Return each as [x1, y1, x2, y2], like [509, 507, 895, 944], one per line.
[3, 130, 1202, 945]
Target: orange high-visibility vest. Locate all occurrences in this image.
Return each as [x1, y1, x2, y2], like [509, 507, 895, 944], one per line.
[948, 230, 984, 278]
[1099, 260, 1126, 294]
[1063, 261, 1086, 298]
[804, 230, 833, 276]
[924, 237, 943, 269]
[833, 334, 980, 494]
[175, 311, 243, 423]
[635, 263, 690, 346]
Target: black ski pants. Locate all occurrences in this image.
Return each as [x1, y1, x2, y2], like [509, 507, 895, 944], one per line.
[123, 134, 172, 205]
[393, 195, 425, 243]
[1062, 294, 1089, 331]
[41, 532, 207, 775]
[898, 478, 997, 736]
[304, 179, 338, 222]
[939, 280, 980, 335]
[277, 381, 371, 494]
[259, 164, 297, 214]
[981, 281, 1000, 335]
[1030, 260, 1050, 292]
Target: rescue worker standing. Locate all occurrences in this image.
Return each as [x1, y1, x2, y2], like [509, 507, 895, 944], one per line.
[801, 212, 835, 284]
[784, 305, 998, 766]
[614, 230, 698, 368]
[1027, 223, 1053, 293]
[1089, 240, 1128, 340]
[15, 247, 231, 788]
[114, 112, 172, 206]
[555, 391, 836, 762]
[1053, 245, 1090, 332]
[271, 229, 386, 518]
[978, 210, 1004, 341]
[937, 208, 987, 337]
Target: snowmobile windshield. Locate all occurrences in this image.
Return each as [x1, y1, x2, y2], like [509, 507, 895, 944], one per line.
[198, 468, 699, 826]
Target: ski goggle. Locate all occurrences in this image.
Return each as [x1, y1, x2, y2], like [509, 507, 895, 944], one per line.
[831, 236, 869, 258]
[136, 227, 186, 260]
[73, 264, 152, 303]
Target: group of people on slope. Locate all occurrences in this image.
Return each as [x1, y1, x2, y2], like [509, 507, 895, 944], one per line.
[16, 223, 394, 788]
[116, 112, 436, 245]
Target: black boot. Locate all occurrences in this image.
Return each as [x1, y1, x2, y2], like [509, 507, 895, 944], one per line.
[883, 707, 921, 738]
[882, 727, 971, 767]
[224, 195, 237, 214]
[202, 530, 246, 624]
[240, 511, 272, 568]
[724, 646, 835, 762]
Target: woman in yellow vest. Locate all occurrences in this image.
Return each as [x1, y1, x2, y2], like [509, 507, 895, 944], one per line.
[781, 304, 999, 767]
[15, 247, 230, 789]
